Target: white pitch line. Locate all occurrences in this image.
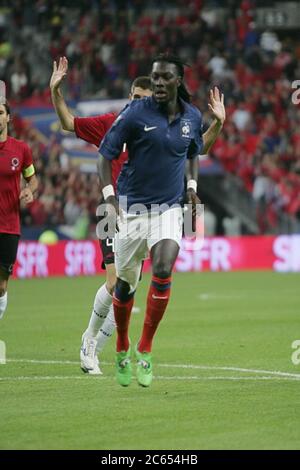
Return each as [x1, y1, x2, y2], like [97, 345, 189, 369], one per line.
[0, 375, 107, 381]
[155, 375, 300, 382]
[6, 358, 300, 380]
[7, 359, 78, 365]
[1, 375, 300, 382]
[159, 364, 300, 379]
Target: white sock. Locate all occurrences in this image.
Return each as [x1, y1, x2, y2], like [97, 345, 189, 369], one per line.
[0, 292, 8, 320]
[96, 304, 116, 354]
[85, 284, 113, 338]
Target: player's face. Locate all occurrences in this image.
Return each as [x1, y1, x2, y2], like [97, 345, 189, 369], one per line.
[151, 62, 181, 104]
[129, 86, 152, 101]
[0, 105, 9, 135]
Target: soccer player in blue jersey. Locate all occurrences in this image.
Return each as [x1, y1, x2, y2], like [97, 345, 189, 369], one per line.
[98, 53, 224, 387]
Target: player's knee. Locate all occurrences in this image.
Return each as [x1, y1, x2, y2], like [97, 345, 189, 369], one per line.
[152, 262, 172, 279]
[114, 278, 134, 302]
[106, 282, 115, 295]
[105, 266, 117, 294]
[106, 277, 116, 295]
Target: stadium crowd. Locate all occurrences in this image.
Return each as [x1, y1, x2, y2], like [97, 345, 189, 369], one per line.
[1, 0, 300, 234]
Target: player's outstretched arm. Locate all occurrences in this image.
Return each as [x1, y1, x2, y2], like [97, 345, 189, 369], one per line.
[50, 56, 74, 132]
[203, 86, 225, 154]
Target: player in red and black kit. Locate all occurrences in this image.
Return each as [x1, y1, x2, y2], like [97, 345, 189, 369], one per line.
[0, 100, 38, 320]
[50, 56, 152, 374]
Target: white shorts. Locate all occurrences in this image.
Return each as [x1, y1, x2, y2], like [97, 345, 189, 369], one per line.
[115, 206, 183, 292]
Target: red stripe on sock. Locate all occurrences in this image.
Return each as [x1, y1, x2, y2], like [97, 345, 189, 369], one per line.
[113, 296, 134, 352]
[152, 275, 172, 285]
[138, 277, 171, 353]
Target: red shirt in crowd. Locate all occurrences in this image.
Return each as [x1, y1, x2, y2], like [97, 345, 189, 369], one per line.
[0, 136, 34, 235]
[74, 113, 128, 190]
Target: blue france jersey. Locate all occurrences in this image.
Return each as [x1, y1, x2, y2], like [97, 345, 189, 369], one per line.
[99, 96, 203, 210]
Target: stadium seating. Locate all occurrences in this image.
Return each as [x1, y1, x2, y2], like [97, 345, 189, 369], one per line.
[1, 0, 299, 235]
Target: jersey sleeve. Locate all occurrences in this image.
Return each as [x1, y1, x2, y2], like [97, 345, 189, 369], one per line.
[74, 115, 114, 147]
[187, 111, 204, 159]
[99, 104, 133, 161]
[22, 143, 35, 178]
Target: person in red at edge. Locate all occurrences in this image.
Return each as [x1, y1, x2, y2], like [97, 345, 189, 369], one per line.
[0, 99, 38, 320]
[50, 56, 152, 375]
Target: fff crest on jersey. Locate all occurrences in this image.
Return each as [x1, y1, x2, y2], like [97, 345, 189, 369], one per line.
[11, 157, 19, 171]
[181, 120, 191, 138]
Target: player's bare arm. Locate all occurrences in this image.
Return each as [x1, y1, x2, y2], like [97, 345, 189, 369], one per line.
[185, 156, 199, 182]
[185, 156, 201, 229]
[202, 86, 225, 154]
[19, 174, 38, 205]
[98, 155, 120, 231]
[185, 157, 200, 205]
[50, 56, 75, 132]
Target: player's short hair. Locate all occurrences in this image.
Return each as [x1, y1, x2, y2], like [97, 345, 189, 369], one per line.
[131, 76, 152, 90]
[0, 100, 10, 115]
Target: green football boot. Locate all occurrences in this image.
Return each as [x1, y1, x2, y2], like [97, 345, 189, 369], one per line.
[116, 348, 132, 387]
[135, 345, 153, 387]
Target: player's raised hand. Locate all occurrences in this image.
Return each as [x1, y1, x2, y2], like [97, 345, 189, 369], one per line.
[50, 56, 68, 92]
[19, 187, 34, 205]
[208, 86, 225, 125]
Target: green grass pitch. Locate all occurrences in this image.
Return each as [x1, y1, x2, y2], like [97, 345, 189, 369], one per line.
[0, 272, 300, 450]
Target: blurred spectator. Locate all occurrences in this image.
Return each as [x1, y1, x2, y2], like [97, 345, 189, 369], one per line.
[223, 217, 241, 236]
[208, 51, 227, 80]
[232, 103, 251, 131]
[10, 57, 31, 100]
[63, 191, 82, 226]
[260, 30, 281, 54]
[204, 206, 217, 236]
